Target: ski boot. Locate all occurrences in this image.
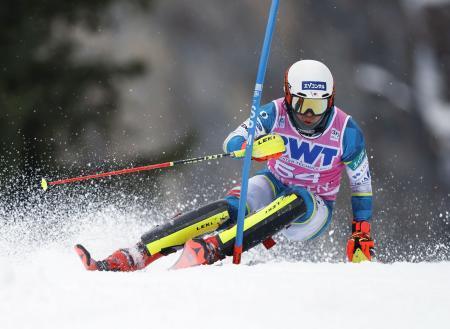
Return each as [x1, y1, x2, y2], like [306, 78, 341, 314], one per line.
[75, 243, 163, 272]
[171, 235, 223, 269]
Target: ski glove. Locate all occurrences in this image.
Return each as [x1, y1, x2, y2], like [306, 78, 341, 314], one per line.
[237, 133, 285, 162]
[346, 220, 374, 263]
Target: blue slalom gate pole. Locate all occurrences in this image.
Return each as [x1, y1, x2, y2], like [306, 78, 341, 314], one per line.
[233, 0, 279, 264]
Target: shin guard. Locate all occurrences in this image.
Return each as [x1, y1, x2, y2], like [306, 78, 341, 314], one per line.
[217, 193, 305, 256]
[141, 200, 231, 256]
[172, 193, 306, 269]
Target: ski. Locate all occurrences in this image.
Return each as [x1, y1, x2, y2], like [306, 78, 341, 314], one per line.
[74, 244, 99, 271]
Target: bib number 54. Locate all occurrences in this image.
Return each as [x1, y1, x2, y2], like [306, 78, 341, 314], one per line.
[274, 161, 320, 183]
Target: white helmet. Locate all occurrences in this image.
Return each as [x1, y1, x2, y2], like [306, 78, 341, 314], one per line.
[284, 60, 335, 137]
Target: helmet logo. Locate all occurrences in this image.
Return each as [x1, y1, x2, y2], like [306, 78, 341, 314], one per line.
[302, 81, 326, 91]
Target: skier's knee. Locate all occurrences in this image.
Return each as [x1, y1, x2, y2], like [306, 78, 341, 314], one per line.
[282, 192, 332, 242]
[224, 174, 278, 222]
[224, 195, 245, 223]
[281, 186, 315, 222]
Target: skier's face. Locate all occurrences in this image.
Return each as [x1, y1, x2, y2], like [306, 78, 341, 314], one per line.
[291, 96, 328, 126]
[296, 111, 322, 126]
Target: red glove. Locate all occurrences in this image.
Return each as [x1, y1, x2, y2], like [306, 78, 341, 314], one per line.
[346, 220, 374, 263]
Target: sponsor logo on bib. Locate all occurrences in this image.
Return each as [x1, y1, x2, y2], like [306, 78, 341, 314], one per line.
[330, 128, 340, 142]
[281, 136, 338, 168]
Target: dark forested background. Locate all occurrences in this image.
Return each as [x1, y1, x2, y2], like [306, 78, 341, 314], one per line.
[1, 0, 449, 262]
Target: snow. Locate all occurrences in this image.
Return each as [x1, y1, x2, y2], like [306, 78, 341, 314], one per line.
[2, 242, 450, 329]
[1, 186, 449, 329]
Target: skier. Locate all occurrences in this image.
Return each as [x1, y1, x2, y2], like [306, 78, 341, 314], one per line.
[75, 59, 374, 271]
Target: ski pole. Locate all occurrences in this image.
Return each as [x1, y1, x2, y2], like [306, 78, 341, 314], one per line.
[41, 149, 246, 191]
[233, 0, 279, 264]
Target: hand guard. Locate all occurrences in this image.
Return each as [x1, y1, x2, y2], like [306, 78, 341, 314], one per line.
[346, 220, 374, 263]
[236, 133, 285, 162]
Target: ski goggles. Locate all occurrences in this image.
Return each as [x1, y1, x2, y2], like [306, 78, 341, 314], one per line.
[291, 96, 329, 116]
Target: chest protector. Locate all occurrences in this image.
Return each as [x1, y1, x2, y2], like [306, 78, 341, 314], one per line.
[267, 98, 350, 201]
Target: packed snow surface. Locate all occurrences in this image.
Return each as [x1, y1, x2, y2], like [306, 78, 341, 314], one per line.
[1, 186, 449, 329]
[2, 247, 449, 329]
